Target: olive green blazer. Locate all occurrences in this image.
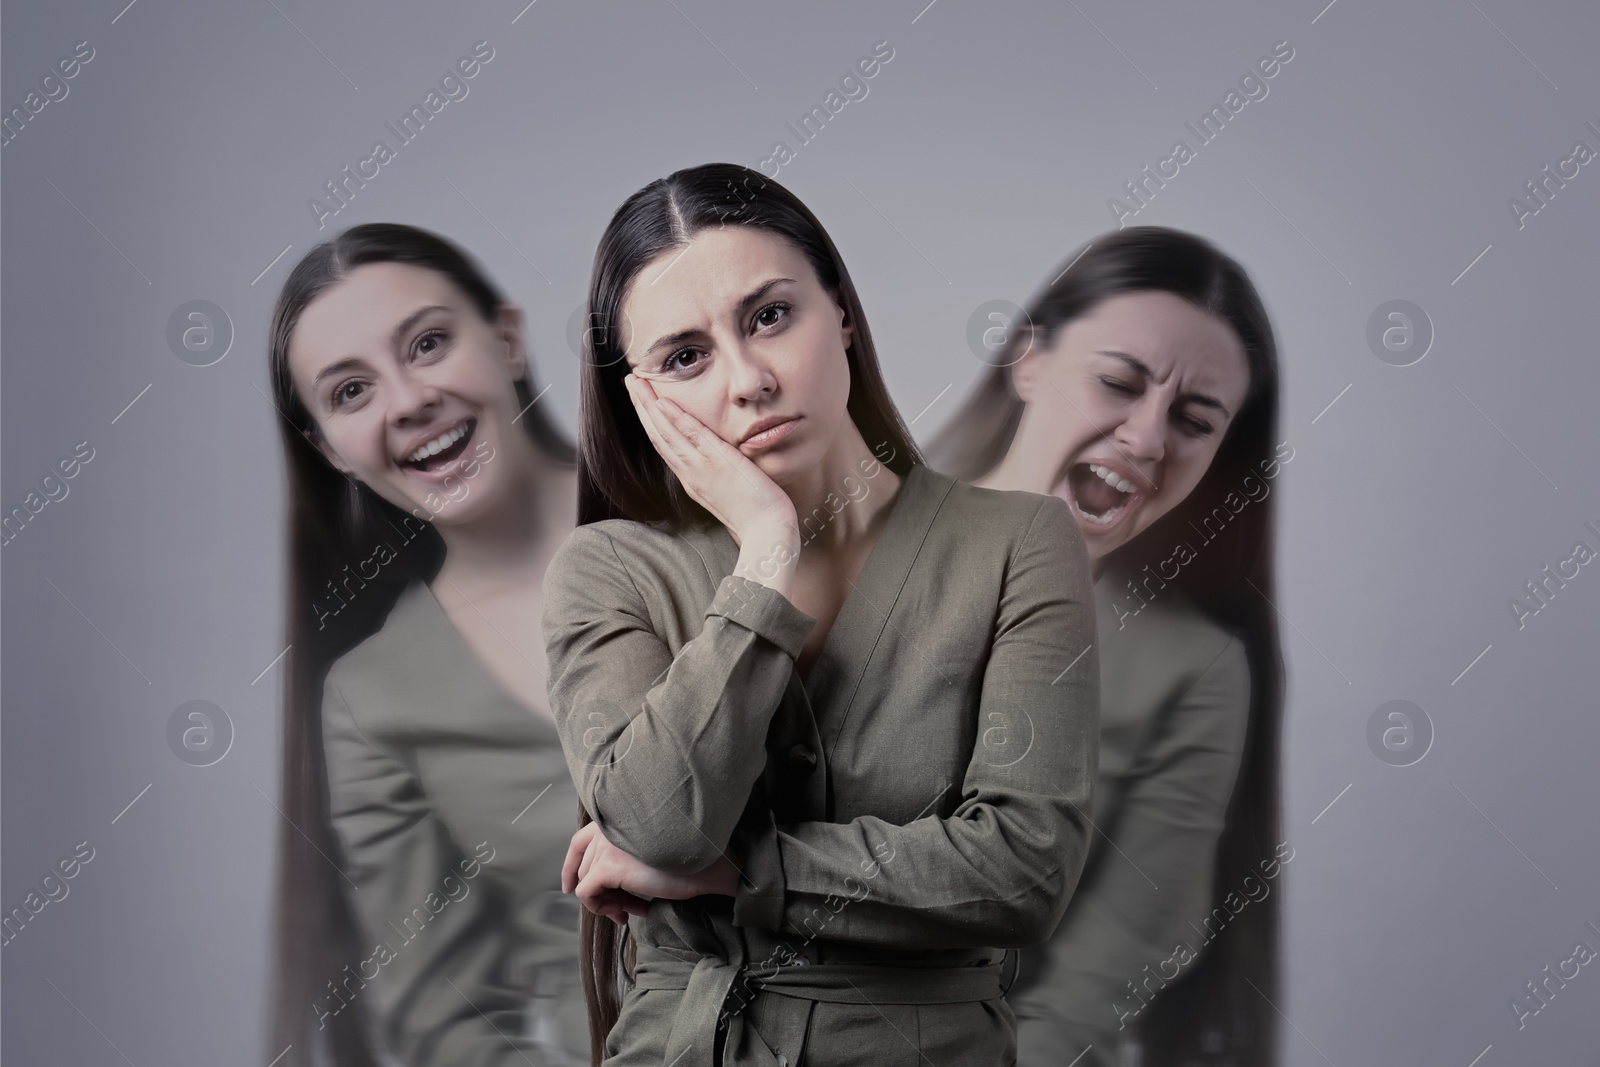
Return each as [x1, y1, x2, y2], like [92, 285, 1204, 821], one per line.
[1011, 560, 1252, 1066]
[321, 579, 590, 1066]
[541, 462, 1100, 1067]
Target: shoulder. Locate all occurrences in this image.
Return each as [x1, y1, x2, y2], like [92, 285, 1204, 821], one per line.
[543, 517, 717, 623]
[324, 578, 433, 696]
[322, 579, 469, 754]
[1098, 567, 1252, 705]
[547, 518, 674, 572]
[545, 517, 701, 582]
[923, 468, 1083, 554]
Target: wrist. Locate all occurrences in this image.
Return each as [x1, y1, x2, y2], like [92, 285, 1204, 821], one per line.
[734, 523, 800, 592]
[740, 518, 800, 556]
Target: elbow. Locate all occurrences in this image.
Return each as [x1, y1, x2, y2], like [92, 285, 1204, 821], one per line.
[994, 871, 1073, 947]
[618, 830, 723, 876]
[1006, 907, 1065, 949]
[587, 797, 726, 875]
[585, 767, 734, 874]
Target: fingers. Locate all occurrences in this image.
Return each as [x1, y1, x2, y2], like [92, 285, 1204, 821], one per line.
[627, 374, 727, 463]
[626, 377, 693, 485]
[561, 822, 598, 894]
[578, 833, 600, 884]
[574, 878, 653, 925]
[625, 374, 747, 526]
[614, 890, 654, 918]
[575, 864, 620, 918]
[628, 375, 697, 467]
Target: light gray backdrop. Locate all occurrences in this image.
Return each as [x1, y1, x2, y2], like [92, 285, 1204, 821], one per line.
[4, 1, 1597, 1064]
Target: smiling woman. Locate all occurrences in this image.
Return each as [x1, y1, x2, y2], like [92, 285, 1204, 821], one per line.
[264, 223, 590, 1067]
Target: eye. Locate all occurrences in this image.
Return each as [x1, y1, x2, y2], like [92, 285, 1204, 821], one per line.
[413, 328, 449, 360]
[330, 379, 367, 409]
[1100, 377, 1138, 395]
[752, 302, 791, 332]
[661, 347, 706, 375]
[1176, 413, 1215, 436]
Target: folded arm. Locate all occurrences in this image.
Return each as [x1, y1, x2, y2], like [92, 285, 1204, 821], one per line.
[542, 525, 816, 875]
[731, 495, 1101, 950]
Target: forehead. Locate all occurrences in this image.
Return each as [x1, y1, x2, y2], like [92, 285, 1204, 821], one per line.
[622, 227, 812, 352]
[1061, 290, 1250, 401]
[290, 261, 469, 370]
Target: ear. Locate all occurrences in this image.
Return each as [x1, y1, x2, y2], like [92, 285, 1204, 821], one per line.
[492, 303, 529, 382]
[1005, 326, 1047, 402]
[831, 290, 854, 351]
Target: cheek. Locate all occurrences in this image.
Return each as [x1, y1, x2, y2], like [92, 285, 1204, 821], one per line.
[1026, 385, 1102, 459]
[323, 419, 387, 474]
[660, 384, 727, 439]
[1156, 445, 1218, 510]
[439, 352, 512, 403]
[801, 321, 850, 394]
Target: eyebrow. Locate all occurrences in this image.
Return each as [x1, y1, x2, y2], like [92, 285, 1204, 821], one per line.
[312, 304, 452, 386]
[1097, 350, 1232, 418]
[639, 278, 797, 360]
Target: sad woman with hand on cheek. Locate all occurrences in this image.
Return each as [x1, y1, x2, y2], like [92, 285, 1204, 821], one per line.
[542, 163, 1099, 1067]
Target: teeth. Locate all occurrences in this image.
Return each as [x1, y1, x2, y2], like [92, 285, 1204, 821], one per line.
[1090, 464, 1136, 494]
[408, 423, 468, 464]
[1074, 495, 1125, 525]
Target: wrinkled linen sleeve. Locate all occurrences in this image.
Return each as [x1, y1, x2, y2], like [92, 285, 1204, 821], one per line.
[541, 524, 816, 875]
[322, 676, 552, 1066]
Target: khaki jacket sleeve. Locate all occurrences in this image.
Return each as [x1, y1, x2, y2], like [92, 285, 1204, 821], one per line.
[732, 494, 1100, 950]
[1013, 635, 1252, 1067]
[321, 676, 551, 1066]
[541, 525, 816, 876]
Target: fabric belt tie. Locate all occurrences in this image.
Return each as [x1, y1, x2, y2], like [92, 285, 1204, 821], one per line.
[633, 956, 1005, 1067]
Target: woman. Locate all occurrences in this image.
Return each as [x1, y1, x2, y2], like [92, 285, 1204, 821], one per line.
[539, 163, 1101, 1067]
[927, 226, 1287, 1067]
[265, 223, 590, 1067]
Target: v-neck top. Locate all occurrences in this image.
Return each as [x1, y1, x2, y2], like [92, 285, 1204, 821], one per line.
[1011, 559, 1253, 1067]
[541, 462, 1101, 1067]
[320, 579, 589, 1066]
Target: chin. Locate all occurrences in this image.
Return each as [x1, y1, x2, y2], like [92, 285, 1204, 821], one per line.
[752, 451, 805, 483]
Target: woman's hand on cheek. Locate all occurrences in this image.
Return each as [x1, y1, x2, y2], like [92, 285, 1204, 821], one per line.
[563, 819, 742, 925]
[624, 372, 797, 545]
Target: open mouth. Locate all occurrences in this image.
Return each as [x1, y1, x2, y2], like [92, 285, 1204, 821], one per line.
[1061, 462, 1141, 529]
[403, 418, 476, 474]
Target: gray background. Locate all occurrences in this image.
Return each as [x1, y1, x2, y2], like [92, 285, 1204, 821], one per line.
[4, 0, 1597, 1063]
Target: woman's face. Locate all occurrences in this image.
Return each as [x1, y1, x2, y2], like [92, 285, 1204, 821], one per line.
[1003, 290, 1251, 561]
[618, 225, 854, 488]
[287, 261, 529, 526]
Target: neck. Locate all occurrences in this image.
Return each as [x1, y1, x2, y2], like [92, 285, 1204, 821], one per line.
[777, 424, 904, 557]
[434, 433, 574, 587]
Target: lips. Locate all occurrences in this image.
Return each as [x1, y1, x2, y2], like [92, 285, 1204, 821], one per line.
[1059, 459, 1150, 532]
[400, 418, 476, 475]
[739, 415, 801, 449]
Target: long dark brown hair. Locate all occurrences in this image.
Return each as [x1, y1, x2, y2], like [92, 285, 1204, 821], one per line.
[264, 223, 575, 1067]
[926, 226, 1285, 1066]
[571, 163, 920, 1061]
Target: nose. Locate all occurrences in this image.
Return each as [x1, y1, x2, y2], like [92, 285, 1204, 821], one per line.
[1113, 391, 1167, 468]
[388, 368, 444, 426]
[725, 340, 778, 404]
